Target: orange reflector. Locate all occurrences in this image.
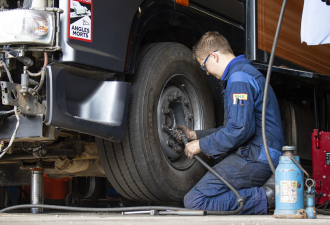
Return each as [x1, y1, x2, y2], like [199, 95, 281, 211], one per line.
[176, 0, 189, 7]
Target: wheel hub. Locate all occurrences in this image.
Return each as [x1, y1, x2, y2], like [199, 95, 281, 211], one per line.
[157, 86, 193, 161]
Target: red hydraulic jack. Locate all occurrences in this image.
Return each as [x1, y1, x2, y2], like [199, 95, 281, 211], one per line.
[312, 129, 330, 205]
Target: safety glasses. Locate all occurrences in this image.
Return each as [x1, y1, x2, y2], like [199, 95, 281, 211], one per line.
[201, 50, 218, 72]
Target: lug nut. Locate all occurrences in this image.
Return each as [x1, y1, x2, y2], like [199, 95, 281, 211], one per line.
[168, 95, 174, 102]
[166, 139, 174, 147]
[162, 124, 169, 132]
[175, 91, 182, 99]
[162, 107, 170, 114]
[187, 113, 193, 120]
[174, 145, 182, 153]
[183, 99, 189, 106]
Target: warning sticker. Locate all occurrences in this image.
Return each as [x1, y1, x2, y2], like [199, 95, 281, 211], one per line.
[280, 180, 297, 203]
[69, 0, 92, 42]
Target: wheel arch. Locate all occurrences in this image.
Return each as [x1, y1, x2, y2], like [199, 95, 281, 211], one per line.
[125, 9, 206, 74]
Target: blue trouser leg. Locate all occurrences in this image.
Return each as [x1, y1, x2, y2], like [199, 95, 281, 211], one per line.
[184, 153, 272, 215]
[184, 186, 268, 215]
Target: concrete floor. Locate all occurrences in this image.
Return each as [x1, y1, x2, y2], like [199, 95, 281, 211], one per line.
[1, 212, 330, 225]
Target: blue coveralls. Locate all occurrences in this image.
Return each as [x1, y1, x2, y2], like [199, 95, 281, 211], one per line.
[184, 55, 284, 214]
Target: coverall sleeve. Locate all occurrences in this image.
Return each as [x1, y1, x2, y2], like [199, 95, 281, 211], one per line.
[199, 78, 257, 157]
[195, 127, 224, 139]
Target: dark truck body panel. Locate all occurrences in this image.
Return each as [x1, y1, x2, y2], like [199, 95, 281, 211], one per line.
[45, 66, 131, 142]
[192, 0, 245, 24]
[55, 0, 144, 72]
[54, 0, 246, 73]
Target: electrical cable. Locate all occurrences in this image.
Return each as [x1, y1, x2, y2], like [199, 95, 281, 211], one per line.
[316, 199, 330, 209]
[28, 52, 47, 94]
[315, 194, 322, 205]
[0, 106, 19, 159]
[35, 69, 45, 93]
[323, 199, 330, 210]
[27, 52, 48, 77]
[0, 110, 15, 115]
[0, 61, 14, 83]
[0, 62, 20, 159]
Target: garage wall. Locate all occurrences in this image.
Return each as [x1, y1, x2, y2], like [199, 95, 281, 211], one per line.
[258, 0, 330, 76]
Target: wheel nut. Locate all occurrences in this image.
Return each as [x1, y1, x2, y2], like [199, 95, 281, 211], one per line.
[168, 95, 174, 102]
[176, 91, 182, 99]
[187, 113, 193, 120]
[174, 145, 182, 153]
[183, 99, 189, 106]
[162, 124, 169, 132]
[162, 107, 169, 114]
[166, 139, 174, 147]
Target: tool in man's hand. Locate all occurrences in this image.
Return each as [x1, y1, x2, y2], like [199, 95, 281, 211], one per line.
[171, 128, 246, 213]
[173, 129, 188, 145]
[173, 128, 203, 162]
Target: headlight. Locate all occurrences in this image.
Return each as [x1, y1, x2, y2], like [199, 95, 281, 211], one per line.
[0, 9, 55, 45]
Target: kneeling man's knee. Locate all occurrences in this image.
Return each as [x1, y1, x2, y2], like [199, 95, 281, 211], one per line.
[184, 188, 205, 209]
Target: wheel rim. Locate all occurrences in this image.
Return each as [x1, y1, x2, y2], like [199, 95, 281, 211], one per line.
[157, 74, 205, 170]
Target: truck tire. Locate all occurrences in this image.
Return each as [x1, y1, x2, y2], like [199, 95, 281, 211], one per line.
[96, 42, 215, 202]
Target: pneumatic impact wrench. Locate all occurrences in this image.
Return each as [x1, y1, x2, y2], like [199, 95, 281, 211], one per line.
[172, 129, 246, 214]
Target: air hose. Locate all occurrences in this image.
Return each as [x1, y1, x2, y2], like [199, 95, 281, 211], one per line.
[0, 204, 191, 214]
[262, 0, 287, 175]
[179, 134, 246, 215]
[261, 0, 329, 216]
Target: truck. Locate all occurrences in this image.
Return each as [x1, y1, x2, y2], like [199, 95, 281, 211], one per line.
[0, 0, 329, 204]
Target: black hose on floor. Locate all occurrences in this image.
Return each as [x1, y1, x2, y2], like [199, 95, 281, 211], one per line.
[0, 204, 190, 214]
[0, 201, 244, 215]
[316, 209, 330, 215]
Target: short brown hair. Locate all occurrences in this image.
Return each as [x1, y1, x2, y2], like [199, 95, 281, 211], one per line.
[193, 31, 233, 61]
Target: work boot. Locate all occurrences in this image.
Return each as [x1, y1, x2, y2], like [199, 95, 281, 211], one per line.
[263, 174, 275, 209]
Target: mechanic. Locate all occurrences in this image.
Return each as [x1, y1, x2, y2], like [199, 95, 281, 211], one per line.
[176, 31, 284, 214]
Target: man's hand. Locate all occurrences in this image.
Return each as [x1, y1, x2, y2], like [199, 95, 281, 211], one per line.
[184, 140, 201, 159]
[174, 125, 197, 143]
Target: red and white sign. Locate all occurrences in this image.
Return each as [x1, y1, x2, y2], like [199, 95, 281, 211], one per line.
[68, 0, 93, 42]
